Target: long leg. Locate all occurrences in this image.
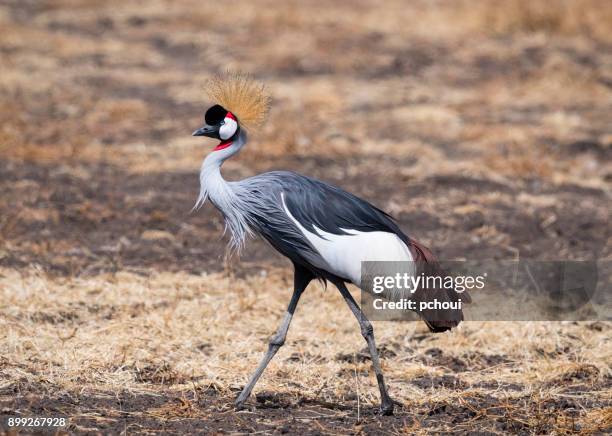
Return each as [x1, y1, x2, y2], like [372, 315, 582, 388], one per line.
[235, 264, 313, 409]
[335, 280, 394, 415]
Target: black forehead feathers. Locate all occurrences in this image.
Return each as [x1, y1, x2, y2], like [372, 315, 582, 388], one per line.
[205, 104, 228, 125]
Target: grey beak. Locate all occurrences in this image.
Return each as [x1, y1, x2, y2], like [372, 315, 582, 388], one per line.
[192, 124, 220, 137]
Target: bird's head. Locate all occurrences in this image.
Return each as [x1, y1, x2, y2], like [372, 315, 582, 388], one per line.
[192, 71, 270, 153]
[192, 104, 240, 151]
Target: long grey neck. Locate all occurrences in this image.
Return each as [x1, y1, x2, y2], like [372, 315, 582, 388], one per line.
[194, 130, 251, 251]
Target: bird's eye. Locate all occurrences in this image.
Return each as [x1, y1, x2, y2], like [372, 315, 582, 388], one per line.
[220, 121, 225, 125]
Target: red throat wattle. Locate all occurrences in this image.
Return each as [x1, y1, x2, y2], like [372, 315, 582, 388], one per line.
[214, 139, 233, 151]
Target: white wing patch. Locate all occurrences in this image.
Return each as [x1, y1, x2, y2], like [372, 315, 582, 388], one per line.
[281, 193, 413, 287]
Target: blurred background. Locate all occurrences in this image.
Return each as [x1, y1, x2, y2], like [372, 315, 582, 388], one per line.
[0, 1, 610, 433]
[1, 0, 610, 275]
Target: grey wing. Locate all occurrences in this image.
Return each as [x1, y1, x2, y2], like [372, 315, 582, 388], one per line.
[237, 171, 411, 278]
[280, 173, 407, 241]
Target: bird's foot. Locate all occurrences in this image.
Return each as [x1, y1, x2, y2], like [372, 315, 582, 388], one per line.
[379, 401, 394, 416]
[234, 391, 250, 410]
[234, 398, 247, 411]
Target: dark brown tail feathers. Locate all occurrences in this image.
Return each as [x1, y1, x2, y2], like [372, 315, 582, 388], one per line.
[408, 238, 471, 333]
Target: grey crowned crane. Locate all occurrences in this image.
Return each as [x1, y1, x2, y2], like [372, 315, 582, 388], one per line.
[192, 73, 466, 415]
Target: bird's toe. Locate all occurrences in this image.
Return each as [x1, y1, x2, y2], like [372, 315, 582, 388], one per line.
[234, 395, 248, 411]
[379, 402, 394, 416]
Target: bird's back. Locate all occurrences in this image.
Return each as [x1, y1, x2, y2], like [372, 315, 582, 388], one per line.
[234, 171, 417, 280]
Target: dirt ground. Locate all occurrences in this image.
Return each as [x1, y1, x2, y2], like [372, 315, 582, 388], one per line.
[1, 0, 611, 434]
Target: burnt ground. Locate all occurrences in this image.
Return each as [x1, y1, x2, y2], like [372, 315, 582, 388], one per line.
[3, 378, 610, 435]
[1, 154, 609, 277]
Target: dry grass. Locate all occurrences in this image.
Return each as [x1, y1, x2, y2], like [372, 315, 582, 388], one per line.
[476, 0, 612, 39]
[0, 0, 611, 433]
[1, 267, 610, 433]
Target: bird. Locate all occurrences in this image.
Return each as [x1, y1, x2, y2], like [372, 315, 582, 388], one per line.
[192, 72, 467, 415]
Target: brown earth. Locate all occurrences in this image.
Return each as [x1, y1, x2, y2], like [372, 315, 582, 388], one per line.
[1, 0, 611, 434]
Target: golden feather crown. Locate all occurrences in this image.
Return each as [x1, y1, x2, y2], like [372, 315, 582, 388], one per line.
[205, 71, 270, 130]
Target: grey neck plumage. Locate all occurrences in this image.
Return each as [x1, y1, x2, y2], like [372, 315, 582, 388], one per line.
[194, 129, 252, 252]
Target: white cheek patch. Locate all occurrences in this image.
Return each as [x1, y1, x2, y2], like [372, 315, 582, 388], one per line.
[219, 117, 238, 140]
